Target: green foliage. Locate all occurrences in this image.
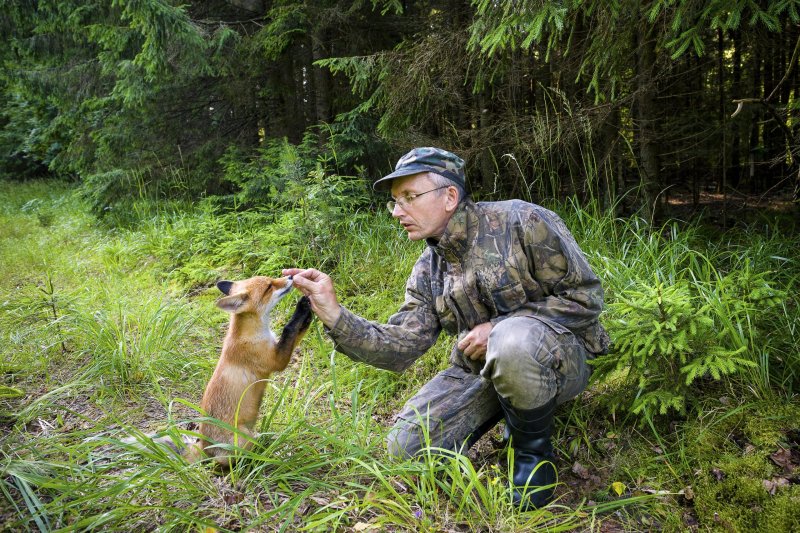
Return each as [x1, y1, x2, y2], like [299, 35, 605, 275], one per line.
[112, 165, 374, 289]
[79, 166, 195, 225]
[589, 219, 793, 422]
[19, 198, 55, 227]
[4, 0, 797, 218]
[0, 386, 24, 399]
[469, 0, 568, 58]
[1, 1, 212, 180]
[71, 297, 197, 393]
[597, 398, 800, 532]
[594, 277, 756, 418]
[219, 137, 315, 207]
[251, 5, 308, 61]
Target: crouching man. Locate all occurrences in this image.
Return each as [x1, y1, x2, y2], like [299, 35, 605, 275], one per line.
[284, 147, 609, 509]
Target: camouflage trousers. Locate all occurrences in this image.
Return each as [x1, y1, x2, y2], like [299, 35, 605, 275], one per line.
[386, 316, 593, 458]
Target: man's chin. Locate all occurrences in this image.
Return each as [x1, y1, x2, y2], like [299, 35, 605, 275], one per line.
[406, 232, 423, 241]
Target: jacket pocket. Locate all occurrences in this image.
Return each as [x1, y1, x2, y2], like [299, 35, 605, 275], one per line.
[533, 315, 572, 336]
[490, 281, 527, 315]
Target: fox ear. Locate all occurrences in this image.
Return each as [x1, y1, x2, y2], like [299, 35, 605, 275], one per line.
[216, 280, 234, 295]
[216, 293, 247, 313]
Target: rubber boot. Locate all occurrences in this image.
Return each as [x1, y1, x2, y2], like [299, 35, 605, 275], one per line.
[499, 395, 557, 510]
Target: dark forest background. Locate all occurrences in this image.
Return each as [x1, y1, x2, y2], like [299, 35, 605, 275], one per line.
[2, 1, 799, 222]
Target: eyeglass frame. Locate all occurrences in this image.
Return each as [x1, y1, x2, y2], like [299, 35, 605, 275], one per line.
[386, 185, 450, 212]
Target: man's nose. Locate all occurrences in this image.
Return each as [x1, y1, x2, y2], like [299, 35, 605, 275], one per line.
[391, 202, 404, 217]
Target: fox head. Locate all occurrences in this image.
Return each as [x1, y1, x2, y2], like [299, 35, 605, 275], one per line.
[215, 276, 293, 315]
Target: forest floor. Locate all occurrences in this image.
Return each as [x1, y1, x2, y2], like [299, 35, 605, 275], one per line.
[1, 180, 799, 532]
[662, 188, 797, 229]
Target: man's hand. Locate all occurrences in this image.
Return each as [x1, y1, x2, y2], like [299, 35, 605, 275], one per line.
[457, 322, 493, 360]
[282, 268, 341, 328]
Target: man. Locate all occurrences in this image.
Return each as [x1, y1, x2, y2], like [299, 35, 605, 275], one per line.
[284, 147, 609, 510]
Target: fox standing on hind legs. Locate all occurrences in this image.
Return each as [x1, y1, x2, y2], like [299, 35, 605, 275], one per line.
[185, 275, 312, 466]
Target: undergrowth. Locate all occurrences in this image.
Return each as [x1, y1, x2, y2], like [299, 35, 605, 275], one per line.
[0, 179, 798, 531]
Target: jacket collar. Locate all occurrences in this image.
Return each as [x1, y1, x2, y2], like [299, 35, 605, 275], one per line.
[427, 200, 477, 263]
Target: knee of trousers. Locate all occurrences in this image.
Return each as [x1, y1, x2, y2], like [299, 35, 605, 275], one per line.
[386, 419, 425, 459]
[483, 317, 563, 410]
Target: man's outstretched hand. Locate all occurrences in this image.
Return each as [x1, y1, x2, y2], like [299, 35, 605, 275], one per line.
[282, 268, 342, 328]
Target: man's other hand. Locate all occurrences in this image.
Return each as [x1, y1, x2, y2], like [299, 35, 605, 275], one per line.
[457, 322, 493, 360]
[282, 268, 342, 328]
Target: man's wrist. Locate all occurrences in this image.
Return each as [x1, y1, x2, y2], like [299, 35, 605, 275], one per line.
[319, 304, 342, 329]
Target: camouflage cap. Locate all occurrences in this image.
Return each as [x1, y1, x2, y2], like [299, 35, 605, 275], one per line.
[373, 147, 465, 191]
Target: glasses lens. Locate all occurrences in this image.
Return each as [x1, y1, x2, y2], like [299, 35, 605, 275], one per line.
[386, 200, 395, 212]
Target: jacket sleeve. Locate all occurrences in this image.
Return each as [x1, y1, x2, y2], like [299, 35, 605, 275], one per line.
[325, 254, 442, 373]
[494, 208, 604, 332]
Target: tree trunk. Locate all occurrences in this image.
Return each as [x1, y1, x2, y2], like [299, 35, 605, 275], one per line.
[635, 18, 661, 222]
[731, 29, 742, 189]
[718, 29, 728, 225]
[749, 40, 762, 193]
[311, 30, 331, 126]
[598, 105, 620, 213]
[262, 65, 287, 141]
[763, 32, 778, 190]
[477, 92, 495, 195]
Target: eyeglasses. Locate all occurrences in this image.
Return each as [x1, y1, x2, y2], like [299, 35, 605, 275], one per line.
[387, 186, 449, 212]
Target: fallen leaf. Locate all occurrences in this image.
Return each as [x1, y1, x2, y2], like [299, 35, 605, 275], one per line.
[353, 522, 373, 532]
[769, 448, 796, 474]
[763, 477, 790, 496]
[611, 481, 625, 496]
[310, 495, 330, 506]
[222, 491, 243, 505]
[641, 488, 672, 495]
[572, 461, 590, 479]
[392, 480, 408, 493]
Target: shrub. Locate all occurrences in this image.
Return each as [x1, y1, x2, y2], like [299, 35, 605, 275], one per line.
[593, 268, 787, 420]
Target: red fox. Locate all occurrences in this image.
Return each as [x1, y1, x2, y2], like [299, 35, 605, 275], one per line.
[123, 276, 312, 467]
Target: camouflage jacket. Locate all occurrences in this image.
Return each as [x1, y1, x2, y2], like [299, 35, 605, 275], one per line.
[327, 199, 610, 373]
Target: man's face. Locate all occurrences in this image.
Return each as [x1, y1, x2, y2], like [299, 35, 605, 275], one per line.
[389, 173, 457, 241]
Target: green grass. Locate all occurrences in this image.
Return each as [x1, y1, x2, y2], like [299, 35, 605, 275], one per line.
[1, 179, 798, 531]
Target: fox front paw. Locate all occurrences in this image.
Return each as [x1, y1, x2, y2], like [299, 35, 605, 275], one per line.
[293, 296, 313, 329]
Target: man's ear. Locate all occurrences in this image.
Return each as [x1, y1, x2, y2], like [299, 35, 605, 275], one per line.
[445, 186, 459, 212]
[217, 280, 234, 295]
[216, 293, 247, 313]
